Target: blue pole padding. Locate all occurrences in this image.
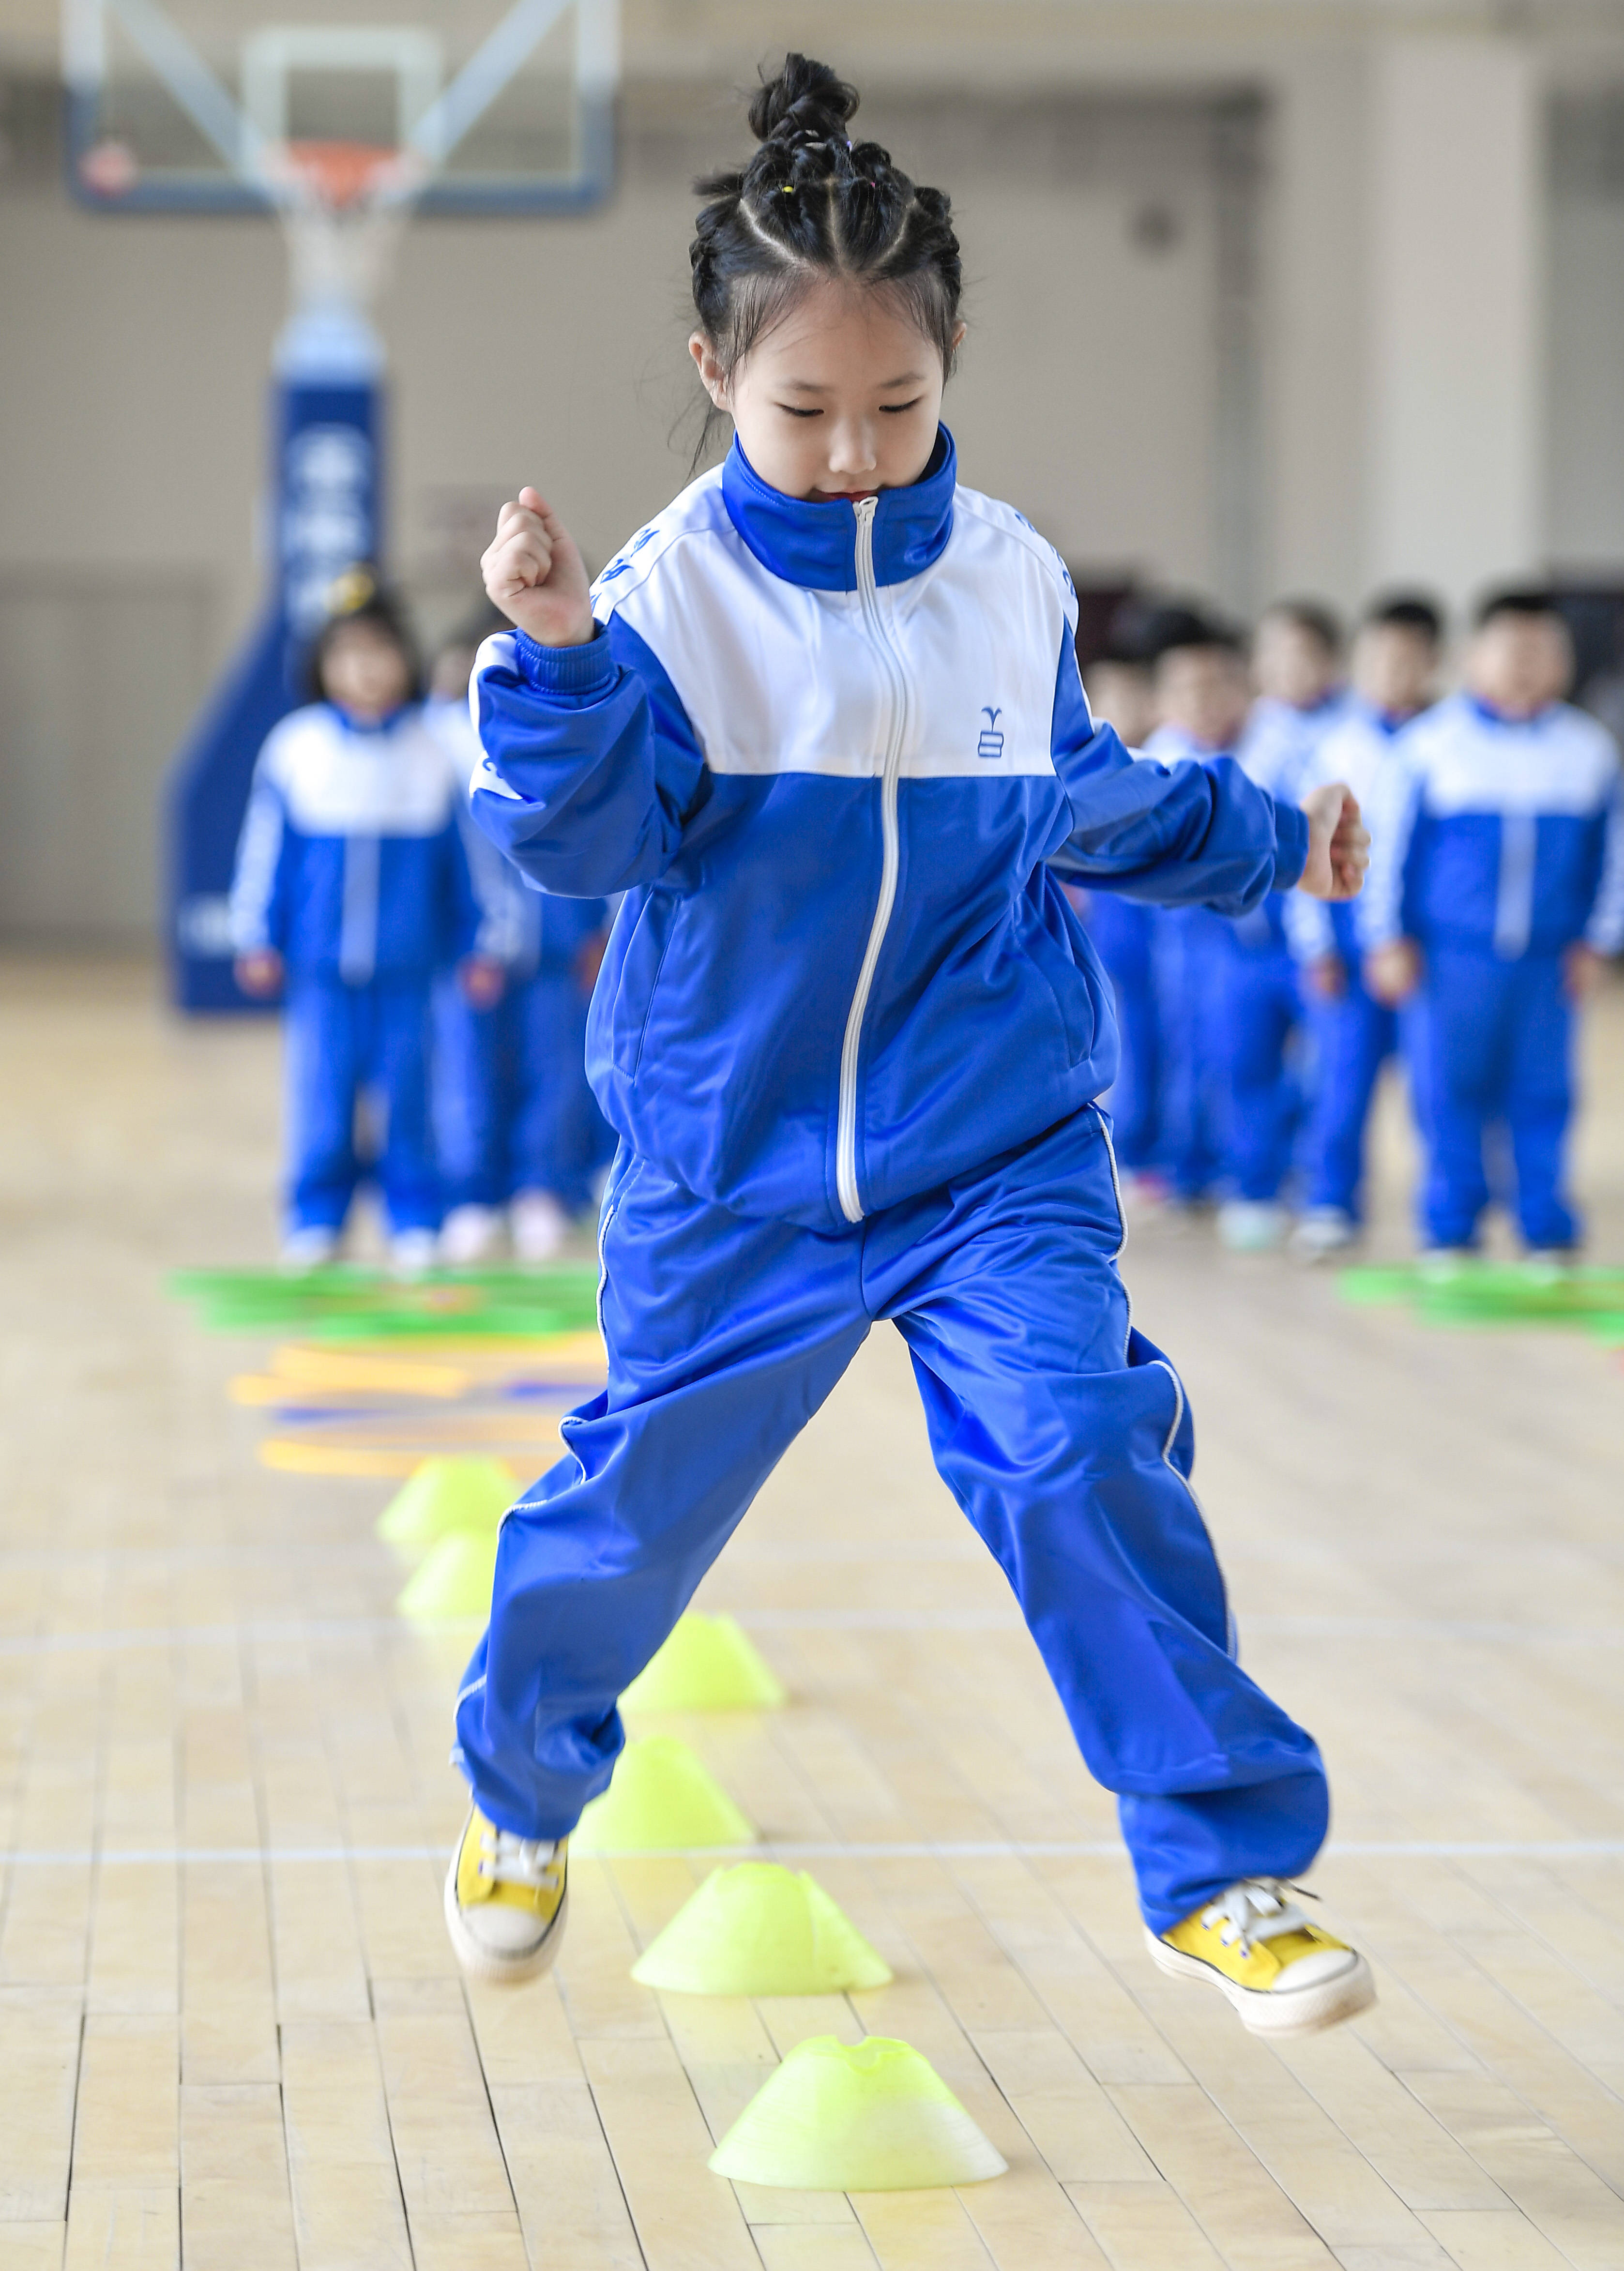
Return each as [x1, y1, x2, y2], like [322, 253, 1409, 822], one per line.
[165, 359, 383, 1012]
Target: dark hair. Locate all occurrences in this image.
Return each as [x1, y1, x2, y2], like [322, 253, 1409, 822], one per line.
[1475, 584, 1560, 630]
[1365, 590, 1444, 642]
[1260, 597, 1343, 657]
[1140, 603, 1245, 664]
[307, 583, 422, 705]
[689, 55, 962, 449]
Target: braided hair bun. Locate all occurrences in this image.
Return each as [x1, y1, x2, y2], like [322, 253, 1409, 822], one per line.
[689, 53, 962, 417]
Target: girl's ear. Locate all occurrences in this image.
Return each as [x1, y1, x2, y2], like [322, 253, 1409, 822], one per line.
[689, 331, 729, 410]
[950, 320, 967, 355]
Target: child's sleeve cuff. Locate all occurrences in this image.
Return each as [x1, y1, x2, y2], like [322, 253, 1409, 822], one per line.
[515, 625, 617, 696]
[1273, 802, 1309, 891]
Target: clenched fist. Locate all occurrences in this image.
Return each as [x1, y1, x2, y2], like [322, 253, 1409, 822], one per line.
[1297, 782, 1370, 903]
[481, 487, 595, 649]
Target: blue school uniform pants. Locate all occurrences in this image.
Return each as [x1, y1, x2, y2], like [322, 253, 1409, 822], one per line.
[1213, 925, 1304, 1203]
[1420, 949, 1577, 1251]
[453, 1105, 1329, 1932]
[1153, 907, 1228, 1201]
[435, 970, 615, 1216]
[285, 974, 440, 1233]
[1299, 907, 1395, 1221]
[1085, 894, 1161, 1169]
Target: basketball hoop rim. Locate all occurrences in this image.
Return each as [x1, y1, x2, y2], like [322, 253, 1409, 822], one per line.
[270, 138, 421, 214]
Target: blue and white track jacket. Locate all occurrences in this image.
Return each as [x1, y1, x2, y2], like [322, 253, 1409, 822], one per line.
[230, 702, 491, 983]
[469, 429, 1308, 1232]
[1234, 692, 1349, 954]
[1362, 693, 1624, 960]
[1283, 696, 1418, 963]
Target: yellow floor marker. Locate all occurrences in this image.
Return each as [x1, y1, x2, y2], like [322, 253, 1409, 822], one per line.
[394, 1529, 500, 1622]
[631, 1861, 891, 1994]
[708, 2035, 1006, 2190]
[376, 1456, 516, 1546]
[572, 1735, 756, 1854]
[621, 1612, 787, 1712]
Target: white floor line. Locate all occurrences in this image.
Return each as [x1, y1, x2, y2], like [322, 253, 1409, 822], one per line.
[4, 1839, 1622, 1866]
[1, 1609, 1620, 1655]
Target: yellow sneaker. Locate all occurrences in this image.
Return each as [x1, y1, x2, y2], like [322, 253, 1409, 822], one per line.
[443, 1807, 569, 1984]
[1146, 1878, 1374, 2037]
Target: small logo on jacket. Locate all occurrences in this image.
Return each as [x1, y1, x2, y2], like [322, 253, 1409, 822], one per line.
[976, 706, 1005, 760]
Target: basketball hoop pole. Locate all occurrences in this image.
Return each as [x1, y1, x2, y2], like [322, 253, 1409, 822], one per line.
[63, 0, 620, 1006]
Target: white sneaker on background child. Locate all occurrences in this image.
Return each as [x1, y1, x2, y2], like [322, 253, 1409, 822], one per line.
[1291, 1206, 1357, 1261]
[389, 1227, 439, 1278]
[279, 1225, 340, 1272]
[440, 1203, 506, 1265]
[511, 1189, 572, 1264]
[1217, 1199, 1289, 1253]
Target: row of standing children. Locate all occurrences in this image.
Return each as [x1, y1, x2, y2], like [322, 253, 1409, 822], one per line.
[227, 582, 613, 1270]
[1078, 586, 1624, 1264]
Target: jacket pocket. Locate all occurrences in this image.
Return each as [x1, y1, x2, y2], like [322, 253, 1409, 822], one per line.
[610, 888, 682, 1077]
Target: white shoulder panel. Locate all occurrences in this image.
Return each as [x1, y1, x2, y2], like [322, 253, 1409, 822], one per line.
[1411, 696, 1620, 817]
[591, 469, 731, 623]
[274, 706, 456, 837]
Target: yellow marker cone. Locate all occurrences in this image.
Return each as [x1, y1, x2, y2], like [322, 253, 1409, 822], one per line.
[376, 1456, 515, 1547]
[621, 1612, 787, 1713]
[573, 1736, 756, 1855]
[394, 1529, 499, 1621]
[631, 1862, 891, 1995]
[708, 2035, 1006, 2191]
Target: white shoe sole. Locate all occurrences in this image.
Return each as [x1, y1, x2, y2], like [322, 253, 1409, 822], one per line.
[443, 1859, 569, 1985]
[1145, 1925, 1376, 2037]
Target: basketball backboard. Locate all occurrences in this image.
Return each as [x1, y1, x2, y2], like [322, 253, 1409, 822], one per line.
[62, 0, 618, 215]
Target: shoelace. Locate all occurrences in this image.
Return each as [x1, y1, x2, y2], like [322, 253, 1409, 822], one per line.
[1199, 1877, 1319, 1957]
[477, 1826, 562, 1892]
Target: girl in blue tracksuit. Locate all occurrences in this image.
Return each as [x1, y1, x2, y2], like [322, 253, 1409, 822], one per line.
[443, 55, 1375, 2039]
[230, 588, 501, 1269]
[1364, 590, 1624, 1259]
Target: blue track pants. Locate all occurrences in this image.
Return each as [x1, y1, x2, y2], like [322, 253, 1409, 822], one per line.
[434, 970, 614, 1214]
[1420, 950, 1577, 1251]
[455, 1105, 1329, 1931]
[1153, 908, 1228, 1201]
[1303, 982, 1397, 1220]
[1085, 895, 1161, 1169]
[285, 974, 439, 1233]
[1214, 940, 1305, 1203]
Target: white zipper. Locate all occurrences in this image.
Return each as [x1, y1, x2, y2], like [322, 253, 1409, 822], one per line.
[835, 496, 909, 1224]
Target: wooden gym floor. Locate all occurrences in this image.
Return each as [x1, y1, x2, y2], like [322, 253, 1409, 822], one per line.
[2, 950, 1624, 2271]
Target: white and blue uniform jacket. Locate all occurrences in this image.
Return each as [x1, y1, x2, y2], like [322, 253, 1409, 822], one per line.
[469, 430, 1308, 1232]
[1236, 691, 1349, 953]
[231, 702, 493, 983]
[1363, 693, 1624, 959]
[1283, 696, 1414, 964]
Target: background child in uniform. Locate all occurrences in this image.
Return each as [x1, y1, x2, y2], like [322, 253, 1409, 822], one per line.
[1140, 610, 1254, 1211]
[1288, 593, 1443, 1257]
[1365, 589, 1624, 1264]
[1214, 599, 1349, 1251]
[423, 624, 616, 1265]
[1078, 648, 1161, 1186]
[230, 583, 503, 1271]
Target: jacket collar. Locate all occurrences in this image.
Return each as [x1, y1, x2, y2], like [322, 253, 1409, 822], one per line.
[720, 426, 956, 592]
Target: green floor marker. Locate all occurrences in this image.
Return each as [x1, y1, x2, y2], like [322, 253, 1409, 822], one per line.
[631, 1862, 891, 1995]
[572, 1736, 756, 1855]
[708, 2035, 1006, 2190]
[622, 1613, 787, 1713]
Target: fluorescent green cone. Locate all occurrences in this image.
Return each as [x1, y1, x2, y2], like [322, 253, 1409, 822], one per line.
[573, 1736, 756, 1855]
[377, 1456, 515, 1547]
[631, 1862, 892, 1995]
[621, 1613, 787, 1712]
[394, 1529, 498, 1621]
[708, 2035, 1006, 2190]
